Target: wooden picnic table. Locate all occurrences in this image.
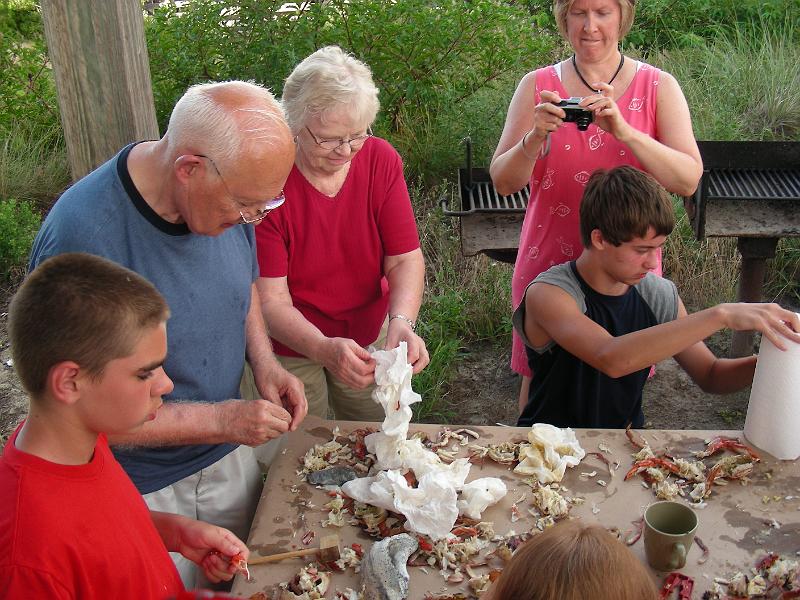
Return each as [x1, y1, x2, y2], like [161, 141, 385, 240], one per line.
[233, 416, 800, 598]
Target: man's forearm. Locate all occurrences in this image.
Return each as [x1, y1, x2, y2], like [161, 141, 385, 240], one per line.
[246, 283, 279, 371]
[108, 401, 227, 447]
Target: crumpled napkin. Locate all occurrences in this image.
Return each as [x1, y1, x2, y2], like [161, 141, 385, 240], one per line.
[457, 477, 508, 520]
[342, 470, 458, 540]
[514, 423, 585, 483]
[370, 341, 421, 439]
[342, 344, 508, 539]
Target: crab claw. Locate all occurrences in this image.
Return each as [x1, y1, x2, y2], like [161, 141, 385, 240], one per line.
[625, 425, 649, 450]
[694, 436, 760, 461]
[624, 457, 682, 481]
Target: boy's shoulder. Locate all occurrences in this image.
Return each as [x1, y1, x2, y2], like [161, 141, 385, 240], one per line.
[634, 273, 680, 324]
[534, 262, 586, 308]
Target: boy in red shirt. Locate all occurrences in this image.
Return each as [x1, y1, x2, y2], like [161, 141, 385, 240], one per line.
[0, 253, 249, 598]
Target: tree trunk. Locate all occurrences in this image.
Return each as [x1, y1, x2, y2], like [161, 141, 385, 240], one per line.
[41, 0, 159, 181]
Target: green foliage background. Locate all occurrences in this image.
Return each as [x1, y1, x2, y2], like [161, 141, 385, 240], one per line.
[144, 0, 559, 182]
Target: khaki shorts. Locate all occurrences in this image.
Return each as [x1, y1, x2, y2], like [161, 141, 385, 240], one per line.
[143, 445, 262, 589]
[241, 318, 388, 422]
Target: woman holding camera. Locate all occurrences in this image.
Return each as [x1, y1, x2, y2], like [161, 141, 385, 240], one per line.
[490, 0, 702, 414]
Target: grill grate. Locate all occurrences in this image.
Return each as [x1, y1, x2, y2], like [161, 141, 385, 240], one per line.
[707, 168, 800, 201]
[466, 180, 529, 212]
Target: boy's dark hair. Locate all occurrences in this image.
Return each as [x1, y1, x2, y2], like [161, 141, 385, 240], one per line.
[8, 253, 170, 398]
[579, 166, 675, 247]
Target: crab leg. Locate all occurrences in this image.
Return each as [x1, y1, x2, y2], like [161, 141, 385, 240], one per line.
[625, 425, 649, 450]
[658, 572, 693, 600]
[695, 535, 709, 564]
[624, 457, 683, 480]
[694, 436, 760, 461]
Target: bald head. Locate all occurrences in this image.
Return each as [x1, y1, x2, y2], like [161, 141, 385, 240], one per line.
[166, 80, 294, 171]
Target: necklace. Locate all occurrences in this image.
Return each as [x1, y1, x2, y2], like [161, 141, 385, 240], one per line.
[571, 53, 625, 93]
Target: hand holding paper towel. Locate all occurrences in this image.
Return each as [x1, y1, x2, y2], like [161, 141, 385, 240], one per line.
[744, 321, 800, 460]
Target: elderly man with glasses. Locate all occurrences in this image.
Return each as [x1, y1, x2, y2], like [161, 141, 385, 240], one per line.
[28, 80, 307, 589]
[246, 46, 429, 422]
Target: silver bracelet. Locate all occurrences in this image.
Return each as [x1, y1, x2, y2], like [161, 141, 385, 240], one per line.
[389, 313, 416, 332]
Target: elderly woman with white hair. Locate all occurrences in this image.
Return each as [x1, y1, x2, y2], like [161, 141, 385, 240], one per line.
[254, 46, 429, 421]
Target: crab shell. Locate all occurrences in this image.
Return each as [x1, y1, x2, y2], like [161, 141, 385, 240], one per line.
[280, 571, 331, 600]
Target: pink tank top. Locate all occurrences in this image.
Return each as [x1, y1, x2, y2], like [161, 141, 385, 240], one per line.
[511, 62, 662, 375]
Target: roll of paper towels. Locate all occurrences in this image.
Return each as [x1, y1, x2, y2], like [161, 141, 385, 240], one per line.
[744, 328, 800, 460]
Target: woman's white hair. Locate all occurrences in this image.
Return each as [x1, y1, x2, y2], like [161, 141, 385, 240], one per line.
[281, 46, 380, 135]
[166, 80, 289, 168]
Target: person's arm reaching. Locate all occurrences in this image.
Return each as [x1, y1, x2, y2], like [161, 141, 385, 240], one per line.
[107, 398, 293, 447]
[256, 276, 376, 389]
[525, 284, 800, 380]
[383, 248, 429, 373]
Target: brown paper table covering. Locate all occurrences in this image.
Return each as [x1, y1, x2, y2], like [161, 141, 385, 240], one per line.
[232, 416, 800, 598]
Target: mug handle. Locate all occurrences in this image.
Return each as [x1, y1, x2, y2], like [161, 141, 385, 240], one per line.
[669, 543, 686, 570]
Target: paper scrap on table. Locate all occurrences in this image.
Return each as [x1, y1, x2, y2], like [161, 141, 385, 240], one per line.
[514, 423, 585, 483]
[744, 322, 800, 460]
[342, 343, 507, 540]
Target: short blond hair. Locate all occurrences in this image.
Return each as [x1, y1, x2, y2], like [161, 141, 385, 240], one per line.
[553, 0, 636, 40]
[10, 253, 169, 398]
[281, 46, 380, 136]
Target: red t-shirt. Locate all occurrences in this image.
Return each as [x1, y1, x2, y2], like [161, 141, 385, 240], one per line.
[0, 424, 184, 599]
[256, 136, 420, 357]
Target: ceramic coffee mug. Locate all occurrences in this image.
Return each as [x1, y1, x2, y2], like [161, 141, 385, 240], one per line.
[643, 501, 698, 571]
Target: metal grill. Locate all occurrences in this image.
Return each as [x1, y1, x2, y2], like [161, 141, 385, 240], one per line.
[688, 141, 800, 240]
[707, 168, 800, 201]
[455, 175, 529, 214]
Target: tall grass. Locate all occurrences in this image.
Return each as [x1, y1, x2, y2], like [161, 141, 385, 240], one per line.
[0, 120, 69, 213]
[411, 182, 513, 420]
[655, 21, 800, 141]
[654, 22, 800, 309]
[662, 200, 740, 310]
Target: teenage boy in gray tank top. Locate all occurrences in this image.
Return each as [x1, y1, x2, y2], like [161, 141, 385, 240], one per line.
[513, 166, 800, 429]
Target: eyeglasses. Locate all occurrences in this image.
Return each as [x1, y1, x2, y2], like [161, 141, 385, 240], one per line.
[196, 154, 285, 225]
[304, 126, 373, 151]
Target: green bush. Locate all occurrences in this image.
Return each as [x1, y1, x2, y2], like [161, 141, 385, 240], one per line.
[144, 0, 558, 182]
[0, 1, 60, 140]
[0, 198, 40, 281]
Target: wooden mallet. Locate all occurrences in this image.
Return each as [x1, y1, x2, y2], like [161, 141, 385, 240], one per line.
[247, 534, 341, 565]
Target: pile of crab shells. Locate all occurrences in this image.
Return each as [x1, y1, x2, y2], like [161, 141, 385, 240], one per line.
[702, 553, 800, 599]
[623, 430, 761, 503]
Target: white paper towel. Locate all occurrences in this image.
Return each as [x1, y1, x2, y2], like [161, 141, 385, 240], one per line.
[744, 327, 800, 460]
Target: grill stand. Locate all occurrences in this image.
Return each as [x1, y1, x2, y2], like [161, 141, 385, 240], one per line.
[686, 141, 800, 358]
[731, 238, 779, 356]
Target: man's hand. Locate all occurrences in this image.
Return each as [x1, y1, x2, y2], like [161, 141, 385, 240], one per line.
[319, 337, 376, 389]
[214, 399, 291, 445]
[385, 318, 430, 374]
[253, 359, 307, 431]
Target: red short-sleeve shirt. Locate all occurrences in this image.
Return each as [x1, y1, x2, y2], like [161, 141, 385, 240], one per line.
[255, 137, 420, 357]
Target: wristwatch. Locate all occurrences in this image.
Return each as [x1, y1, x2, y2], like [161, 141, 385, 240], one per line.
[389, 313, 416, 332]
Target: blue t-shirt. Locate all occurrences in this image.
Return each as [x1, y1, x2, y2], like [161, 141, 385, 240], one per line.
[29, 144, 258, 493]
